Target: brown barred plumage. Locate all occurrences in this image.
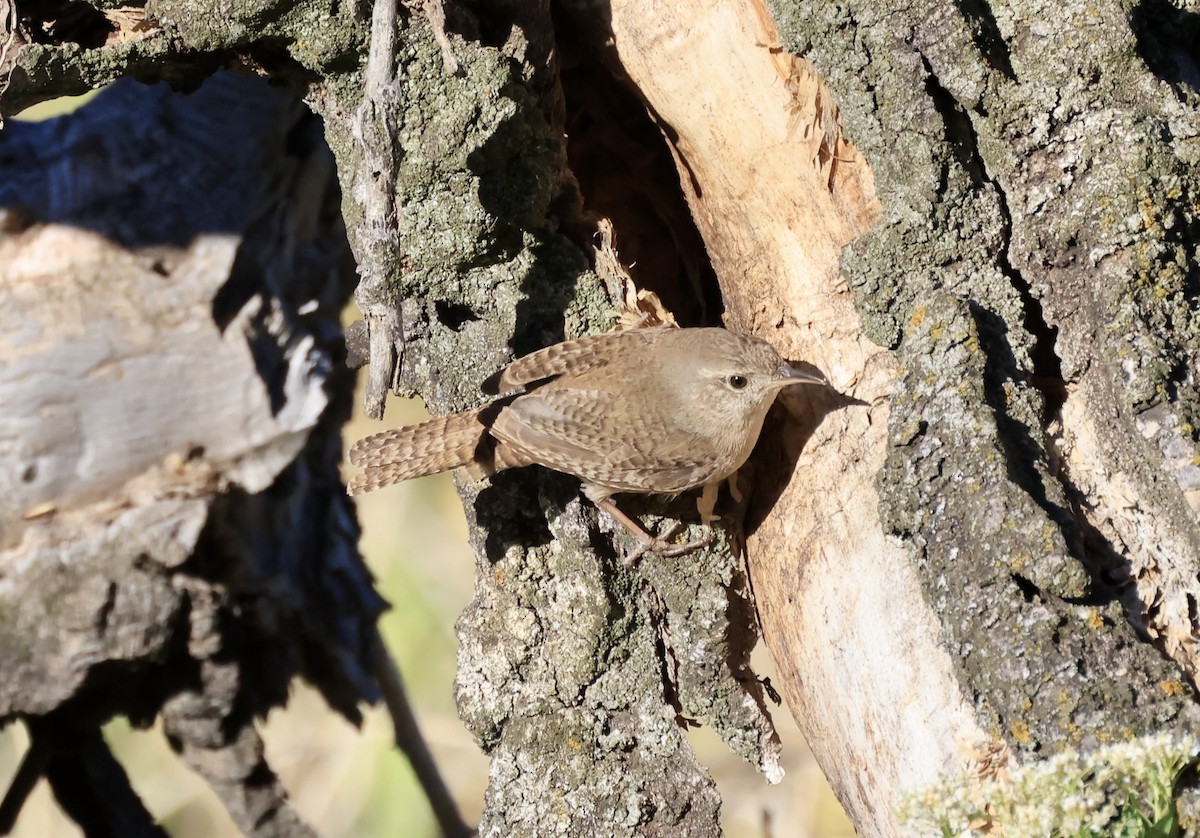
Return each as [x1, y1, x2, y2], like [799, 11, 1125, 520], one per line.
[348, 327, 827, 557]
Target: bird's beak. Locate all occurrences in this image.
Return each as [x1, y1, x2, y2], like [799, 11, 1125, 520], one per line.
[778, 363, 828, 387]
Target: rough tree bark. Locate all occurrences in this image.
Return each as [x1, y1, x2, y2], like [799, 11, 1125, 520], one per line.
[2, 0, 1198, 836]
[759, 0, 1200, 831]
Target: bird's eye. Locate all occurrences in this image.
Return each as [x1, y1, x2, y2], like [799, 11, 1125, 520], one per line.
[727, 374, 749, 390]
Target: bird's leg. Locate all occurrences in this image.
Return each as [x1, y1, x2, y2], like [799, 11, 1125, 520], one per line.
[621, 520, 688, 566]
[726, 472, 744, 505]
[594, 497, 711, 565]
[593, 497, 656, 562]
[696, 480, 721, 524]
[724, 467, 754, 559]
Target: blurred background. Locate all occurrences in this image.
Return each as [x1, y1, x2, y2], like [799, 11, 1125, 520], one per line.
[0, 97, 853, 837]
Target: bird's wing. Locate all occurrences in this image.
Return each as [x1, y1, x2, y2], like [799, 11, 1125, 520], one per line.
[490, 387, 710, 494]
[498, 328, 668, 391]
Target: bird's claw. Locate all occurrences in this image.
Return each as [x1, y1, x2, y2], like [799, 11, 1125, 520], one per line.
[621, 523, 712, 566]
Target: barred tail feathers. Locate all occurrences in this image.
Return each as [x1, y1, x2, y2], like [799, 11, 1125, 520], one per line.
[347, 410, 488, 495]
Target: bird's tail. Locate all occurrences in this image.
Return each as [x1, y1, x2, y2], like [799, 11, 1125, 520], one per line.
[347, 409, 488, 495]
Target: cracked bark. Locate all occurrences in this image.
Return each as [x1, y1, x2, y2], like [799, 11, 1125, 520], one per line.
[765, 0, 1200, 831]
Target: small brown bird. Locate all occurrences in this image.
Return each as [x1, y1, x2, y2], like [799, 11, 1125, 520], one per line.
[348, 327, 826, 557]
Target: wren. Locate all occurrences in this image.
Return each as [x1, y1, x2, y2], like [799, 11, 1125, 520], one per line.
[347, 327, 826, 558]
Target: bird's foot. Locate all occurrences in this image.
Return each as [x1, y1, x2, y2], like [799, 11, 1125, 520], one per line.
[595, 497, 712, 566]
[621, 522, 712, 566]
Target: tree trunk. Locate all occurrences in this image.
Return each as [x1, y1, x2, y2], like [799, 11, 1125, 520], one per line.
[757, 0, 1200, 831]
[3, 0, 1198, 835]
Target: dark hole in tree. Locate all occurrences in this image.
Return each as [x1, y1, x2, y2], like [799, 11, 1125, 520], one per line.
[551, 5, 724, 328]
[435, 300, 483, 332]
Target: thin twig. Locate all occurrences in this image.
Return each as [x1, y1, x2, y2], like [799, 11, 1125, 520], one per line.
[372, 626, 474, 837]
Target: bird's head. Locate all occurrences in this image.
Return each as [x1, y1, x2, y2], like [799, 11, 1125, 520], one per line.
[662, 329, 826, 436]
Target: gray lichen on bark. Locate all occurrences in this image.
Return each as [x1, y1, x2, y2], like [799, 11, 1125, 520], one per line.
[453, 480, 768, 836]
[315, 11, 613, 407]
[769, 0, 1200, 765]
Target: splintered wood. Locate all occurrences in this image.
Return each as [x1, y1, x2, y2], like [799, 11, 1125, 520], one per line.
[598, 0, 879, 354]
[594, 218, 679, 331]
[766, 43, 848, 191]
[749, 0, 849, 191]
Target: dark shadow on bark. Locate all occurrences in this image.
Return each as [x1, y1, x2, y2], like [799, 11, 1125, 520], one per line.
[1130, 0, 1200, 90]
[952, 0, 1016, 81]
[725, 564, 775, 725]
[474, 469, 568, 558]
[14, 1, 115, 49]
[743, 384, 863, 539]
[40, 724, 166, 838]
[0, 73, 307, 247]
[0, 632, 198, 835]
[969, 303, 1077, 535]
[967, 297, 1195, 663]
[922, 55, 1067, 421]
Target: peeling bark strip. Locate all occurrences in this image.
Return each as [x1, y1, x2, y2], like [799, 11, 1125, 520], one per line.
[352, 0, 406, 421]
